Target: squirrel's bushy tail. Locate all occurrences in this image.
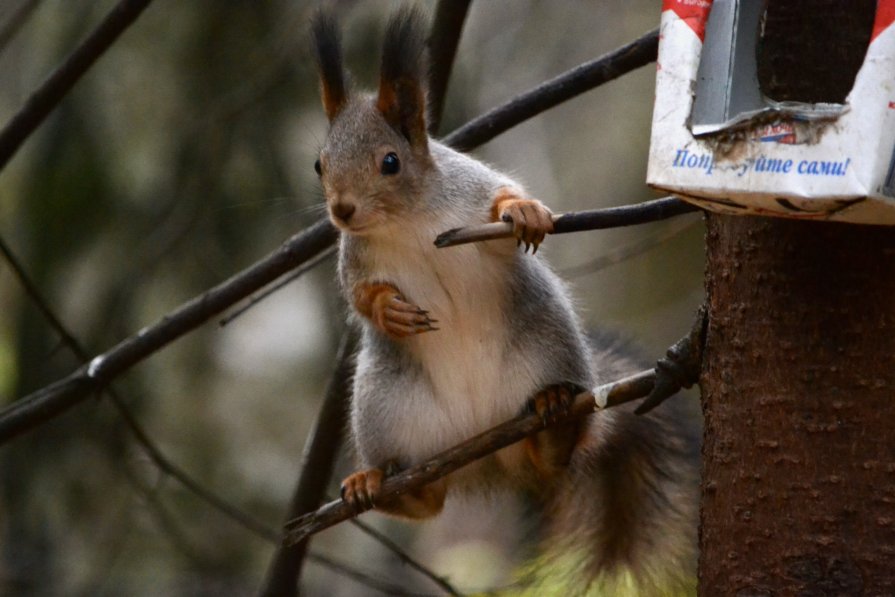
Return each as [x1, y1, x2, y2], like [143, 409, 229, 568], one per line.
[523, 333, 701, 596]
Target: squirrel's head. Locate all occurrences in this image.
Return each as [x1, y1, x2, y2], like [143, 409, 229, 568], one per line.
[311, 8, 432, 236]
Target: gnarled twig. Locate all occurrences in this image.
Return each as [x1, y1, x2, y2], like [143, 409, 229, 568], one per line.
[0, 0, 156, 172]
[434, 196, 700, 248]
[0, 219, 337, 444]
[0, 25, 662, 444]
[442, 27, 658, 152]
[283, 370, 656, 545]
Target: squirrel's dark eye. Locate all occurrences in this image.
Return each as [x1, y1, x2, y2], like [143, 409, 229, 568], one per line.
[380, 152, 400, 175]
[314, 159, 322, 176]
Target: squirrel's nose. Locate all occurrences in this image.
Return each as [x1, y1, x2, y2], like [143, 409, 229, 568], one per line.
[331, 202, 356, 223]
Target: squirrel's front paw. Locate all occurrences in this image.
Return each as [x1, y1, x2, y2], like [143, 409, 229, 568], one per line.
[340, 468, 385, 512]
[354, 282, 438, 340]
[492, 187, 555, 254]
[375, 295, 439, 339]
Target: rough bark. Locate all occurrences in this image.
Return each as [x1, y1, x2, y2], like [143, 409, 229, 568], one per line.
[700, 216, 895, 594]
[699, 2, 894, 593]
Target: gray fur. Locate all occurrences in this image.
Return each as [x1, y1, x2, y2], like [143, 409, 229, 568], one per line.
[314, 13, 698, 593]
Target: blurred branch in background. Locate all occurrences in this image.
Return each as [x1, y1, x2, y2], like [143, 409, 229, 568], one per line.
[0, 0, 39, 55]
[0, 219, 337, 444]
[0, 230, 437, 596]
[0, 0, 692, 594]
[347, 517, 460, 596]
[0, 24, 663, 445]
[563, 216, 701, 279]
[426, 0, 473, 135]
[443, 27, 659, 152]
[259, 331, 355, 597]
[218, 246, 337, 328]
[0, 0, 155, 171]
[258, 330, 460, 595]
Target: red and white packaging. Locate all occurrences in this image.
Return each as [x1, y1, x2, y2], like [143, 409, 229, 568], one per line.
[647, 0, 895, 224]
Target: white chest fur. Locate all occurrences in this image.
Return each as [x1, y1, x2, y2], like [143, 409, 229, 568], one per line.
[358, 224, 539, 462]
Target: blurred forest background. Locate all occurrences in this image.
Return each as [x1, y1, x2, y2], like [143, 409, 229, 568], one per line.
[0, 0, 703, 595]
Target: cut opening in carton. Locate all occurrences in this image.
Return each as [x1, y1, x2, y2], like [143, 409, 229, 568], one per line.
[691, 0, 876, 137]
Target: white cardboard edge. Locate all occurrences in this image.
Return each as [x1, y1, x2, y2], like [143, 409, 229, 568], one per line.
[647, 8, 895, 223]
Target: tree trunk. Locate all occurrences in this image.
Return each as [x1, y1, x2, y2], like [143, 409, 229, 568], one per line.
[698, 1, 895, 594]
[700, 216, 895, 594]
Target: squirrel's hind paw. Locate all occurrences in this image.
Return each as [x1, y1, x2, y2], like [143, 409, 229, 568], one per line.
[524, 383, 586, 479]
[340, 468, 385, 512]
[525, 383, 579, 425]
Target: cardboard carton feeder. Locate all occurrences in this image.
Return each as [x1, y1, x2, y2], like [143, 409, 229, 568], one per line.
[647, 0, 895, 224]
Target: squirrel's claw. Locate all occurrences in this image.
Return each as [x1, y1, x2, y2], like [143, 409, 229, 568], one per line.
[496, 195, 554, 254]
[376, 296, 438, 339]
[526, 383, 577, 425]
[340, 468, 385, 513]
[524, 383, 586, 479]
[356, 283, 437, 340]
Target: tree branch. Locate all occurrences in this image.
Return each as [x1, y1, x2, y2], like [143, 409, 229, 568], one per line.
[0, 27, 663, 444]
[260, 331, 459, 596]
[283, 370, 656, 545]
[0, 232, 428, 596]
[0, 232, 286, 542]
[0, 0, 156, 172]
[442, 27, 659, 152]
[0, 218, 337, 444]
[427, 0, 473, 135]
[347, 518, 460, 596]
[305, 553, 443, 597]
[218, 245, 336, 327]
[562, 216, 700, 278]
[260, 332, 356, 597]
[434, 196, 700, 248]
[0, 0, 39, 55]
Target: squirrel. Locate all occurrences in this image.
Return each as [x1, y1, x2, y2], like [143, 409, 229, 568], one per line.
[310, 8, 699, 595]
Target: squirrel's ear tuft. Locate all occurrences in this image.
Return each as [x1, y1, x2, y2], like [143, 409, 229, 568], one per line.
[377, 7, 429, 152]
[311, 9, 348, 122]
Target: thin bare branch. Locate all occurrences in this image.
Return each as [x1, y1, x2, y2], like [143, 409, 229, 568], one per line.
[562, 216, 701, 278]
[0, 0, 155, 172]
[0, 232, 429, 596]
[442, 27, 659, 152]
[348, 518, 460, 596]
[0, 234, 85, 356]
[111, 393, 282, 542]
[260, 331, 356, 597]
[0, 219, 337, 444]
[0, 0, 40, 54]
[283, 370, 657, 545]
[306, 554, 442, 597]
[434, 196, 700, 248]
[0, 232, 283, 541]
[0, 27, 664, 444]
[133, 474, 210, 568]
[219, 246, 336, 327]
[119, 396, 434, 597]
[260, 331, 459, 596]
[427, 0, 473, 134]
